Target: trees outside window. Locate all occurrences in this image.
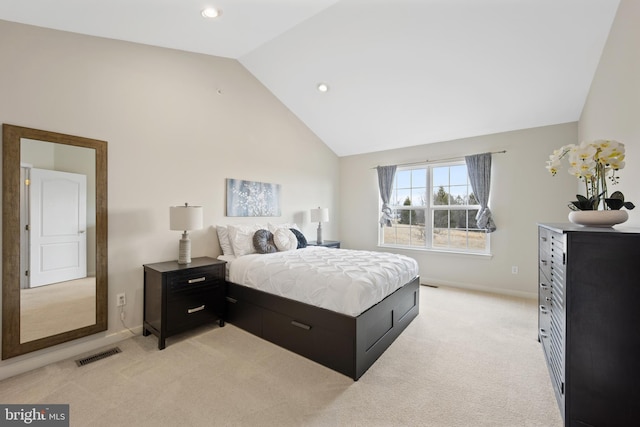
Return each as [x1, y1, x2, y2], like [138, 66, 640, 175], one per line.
[380, 162, 489, 253]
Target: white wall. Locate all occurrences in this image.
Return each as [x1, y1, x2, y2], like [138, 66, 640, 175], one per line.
[3, 0, 636, 379]
[0, 20, 339, 379]
[337, 0, 638, 298]
[579, 0, 639, 226]
[339, 123, 577, 297]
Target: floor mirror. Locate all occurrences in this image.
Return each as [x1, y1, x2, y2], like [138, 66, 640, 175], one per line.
[2, 124, 108, 359]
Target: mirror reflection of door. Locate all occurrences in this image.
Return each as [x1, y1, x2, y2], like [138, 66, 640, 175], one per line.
[19, 139, 96, 344]
[28, 168, 87, 287]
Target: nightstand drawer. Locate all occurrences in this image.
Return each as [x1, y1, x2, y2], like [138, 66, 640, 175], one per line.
[168, 264, 225, 293]
[166, 285, 225, 334]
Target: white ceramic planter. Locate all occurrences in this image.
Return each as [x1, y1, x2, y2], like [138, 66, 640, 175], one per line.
[568, 210, 628, 227]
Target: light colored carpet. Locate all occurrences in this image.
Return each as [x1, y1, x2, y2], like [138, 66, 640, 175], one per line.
[0, 285, 563, 427]
[20, 277, 96, 343]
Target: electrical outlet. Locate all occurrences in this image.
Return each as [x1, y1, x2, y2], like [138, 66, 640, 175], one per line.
[117, 293, 126, 307]
[511, 266, 519, 274]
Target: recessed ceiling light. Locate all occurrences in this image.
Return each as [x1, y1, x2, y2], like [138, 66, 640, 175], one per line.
[317, 83, 329, 93]
[201, 8, 222, 19]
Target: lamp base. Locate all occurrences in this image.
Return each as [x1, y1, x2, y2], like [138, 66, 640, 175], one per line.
[178, 232, 191, 264]
[317, 224, 323, 244]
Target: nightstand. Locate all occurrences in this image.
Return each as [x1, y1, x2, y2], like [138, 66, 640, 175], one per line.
[307, 240, 341, 248]
[143, 257, 226, 350]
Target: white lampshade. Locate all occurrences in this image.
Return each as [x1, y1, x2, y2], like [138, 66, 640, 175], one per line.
[310, 207, 329, 223]
[170, 204, 203, 264]
[170, 204, 203, 231]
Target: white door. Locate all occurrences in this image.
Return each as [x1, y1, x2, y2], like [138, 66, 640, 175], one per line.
[29, 168, 87, 287]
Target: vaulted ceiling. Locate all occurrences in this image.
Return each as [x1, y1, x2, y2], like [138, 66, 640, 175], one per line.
[0, 0, 620, 156]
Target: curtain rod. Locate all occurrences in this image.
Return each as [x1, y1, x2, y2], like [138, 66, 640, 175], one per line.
[372, 150, 506, 169]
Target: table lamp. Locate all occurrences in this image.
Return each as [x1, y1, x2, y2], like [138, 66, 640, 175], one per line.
[310, 207, 329, 244]
[170, 203, 203, 264]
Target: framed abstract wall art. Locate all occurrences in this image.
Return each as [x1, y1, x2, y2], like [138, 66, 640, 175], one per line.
[226, 178, 281, 217]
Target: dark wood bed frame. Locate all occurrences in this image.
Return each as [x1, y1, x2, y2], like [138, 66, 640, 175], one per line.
[225, 276, 420, 380]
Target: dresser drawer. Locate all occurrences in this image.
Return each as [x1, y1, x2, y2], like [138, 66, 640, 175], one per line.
[549, 231, 565, 301]
[538, 281, 552, 356]
[539, 227, 552, 252]
[539, 228, 552, 280]
[539, 255, 552, 282]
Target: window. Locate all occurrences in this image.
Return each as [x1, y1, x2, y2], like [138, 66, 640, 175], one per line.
[379, 161, 489, 253]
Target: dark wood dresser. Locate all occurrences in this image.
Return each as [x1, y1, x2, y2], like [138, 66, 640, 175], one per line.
[538, 223, 640, 426]
[143, 257, 226, 349]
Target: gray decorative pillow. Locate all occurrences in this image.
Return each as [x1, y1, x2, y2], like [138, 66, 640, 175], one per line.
[290, 228, 307, 249]
[253, 229, 277, 254]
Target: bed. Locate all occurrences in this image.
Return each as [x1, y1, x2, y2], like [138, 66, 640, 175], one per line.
[217, 224, 420, 380]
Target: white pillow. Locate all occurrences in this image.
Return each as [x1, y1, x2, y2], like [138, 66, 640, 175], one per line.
[227, 224, 264, 257]
[268, 222, 300, 233]
[273, 228, 298, 252]
[216, 226, 234, 256]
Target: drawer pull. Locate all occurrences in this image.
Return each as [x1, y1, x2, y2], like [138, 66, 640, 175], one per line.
[541, 236, 547, 242]
[539, 305, 548, 314]
[539, 328, 548, 339]
[540, 283, 548, 289]
[291, 320, 311, 331]
[540, 260, 547, 265]
[226, 297, 238, 304]
[188, 277, 206, 284]
[187, 305, 206, 314]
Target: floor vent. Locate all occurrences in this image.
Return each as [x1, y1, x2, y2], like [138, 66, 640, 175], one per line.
[75, 347, 122, 367]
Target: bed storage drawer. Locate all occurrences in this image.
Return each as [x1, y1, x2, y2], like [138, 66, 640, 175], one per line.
[262, 308, 354, 376]
[225, 284, 262, 336]
[225, 277, 420, 380]
[226, 281, 356, 376]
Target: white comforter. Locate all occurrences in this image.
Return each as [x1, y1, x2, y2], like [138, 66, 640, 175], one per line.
[227, 246, 419, 317]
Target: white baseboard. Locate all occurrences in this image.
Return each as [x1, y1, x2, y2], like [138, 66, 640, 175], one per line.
[0, 326, 143, 381]
[420, 277, 537, 300]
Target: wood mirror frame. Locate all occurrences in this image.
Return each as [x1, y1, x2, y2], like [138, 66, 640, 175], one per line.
[2, 124, 108, 359]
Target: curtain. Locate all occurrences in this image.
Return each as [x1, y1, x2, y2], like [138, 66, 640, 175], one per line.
[376, 165, 397, 227]
[465, 153, 496, 233]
